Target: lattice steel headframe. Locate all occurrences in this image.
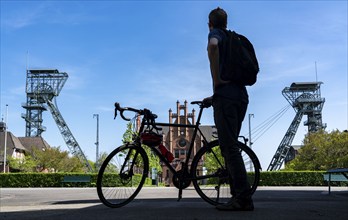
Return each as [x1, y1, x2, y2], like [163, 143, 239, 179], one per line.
[267, 82, 326, 171]
[22, 69, 67, 136]
[282, 82, 326, 132]
[22, 69, 92, 171]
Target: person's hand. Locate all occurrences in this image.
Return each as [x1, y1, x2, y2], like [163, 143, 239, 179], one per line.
[203, 96, 213, 107]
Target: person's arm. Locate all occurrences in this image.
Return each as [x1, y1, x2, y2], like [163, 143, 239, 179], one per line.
[208, 37, 229, 92]
[208, 37, 220, 91]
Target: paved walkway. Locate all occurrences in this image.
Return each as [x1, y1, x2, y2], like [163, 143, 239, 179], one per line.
[0, 187, 347, 220]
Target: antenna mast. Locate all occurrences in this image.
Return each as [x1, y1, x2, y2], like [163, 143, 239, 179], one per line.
[315, 61, 318, 82]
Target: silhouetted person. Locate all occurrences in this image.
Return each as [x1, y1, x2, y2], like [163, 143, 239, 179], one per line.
[206, 7, 253, 211]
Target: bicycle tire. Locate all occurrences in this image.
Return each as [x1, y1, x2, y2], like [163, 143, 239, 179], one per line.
[97, 144, 149, 208]
[191, 140, 261, 206]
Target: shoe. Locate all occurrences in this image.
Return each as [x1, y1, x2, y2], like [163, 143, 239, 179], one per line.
[216, 198, 254, 211]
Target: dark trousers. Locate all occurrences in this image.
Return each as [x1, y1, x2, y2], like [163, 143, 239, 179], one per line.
[213, 95, 251, 199]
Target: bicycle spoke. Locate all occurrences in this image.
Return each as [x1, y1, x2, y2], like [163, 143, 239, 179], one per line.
[97, 144, 148, 208]
[191, 142, 260, 206]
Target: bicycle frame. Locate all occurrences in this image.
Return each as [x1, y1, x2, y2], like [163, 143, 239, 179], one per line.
[138, 103, 209, 177]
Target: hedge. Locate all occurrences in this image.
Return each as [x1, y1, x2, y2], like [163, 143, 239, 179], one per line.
[0, 172, 155, 188]
[0, 173, 95, 187]
[0, 171, 342, 188]
[258, 171, 326, 186]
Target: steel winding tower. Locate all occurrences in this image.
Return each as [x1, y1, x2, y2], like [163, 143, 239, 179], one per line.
[22, 69, 92, 171]
[267, 82, 326, 171]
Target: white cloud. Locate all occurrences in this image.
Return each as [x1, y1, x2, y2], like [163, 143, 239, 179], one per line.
[2, 1, 102, 31]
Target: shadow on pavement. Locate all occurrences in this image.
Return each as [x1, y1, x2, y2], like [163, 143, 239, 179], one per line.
[1, 190, 348, 220]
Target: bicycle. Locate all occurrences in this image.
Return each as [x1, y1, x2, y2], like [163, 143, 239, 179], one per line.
[97, 99, 261, 208]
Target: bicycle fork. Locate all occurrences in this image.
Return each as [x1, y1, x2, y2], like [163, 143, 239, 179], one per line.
[120, 146, 139, 180]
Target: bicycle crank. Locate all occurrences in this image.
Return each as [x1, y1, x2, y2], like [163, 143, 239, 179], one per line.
[172, 169, 191, 190]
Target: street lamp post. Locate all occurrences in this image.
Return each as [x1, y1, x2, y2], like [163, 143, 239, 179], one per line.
[248, 113, 254, 149]
[248, 113, 254, 172]
[93, 114, 99, 171]
[3, 104, 8, 173]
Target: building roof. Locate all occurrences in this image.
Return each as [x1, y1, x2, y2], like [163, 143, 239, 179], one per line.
[18, 137, 50, 152]
[29, 69, 59, 74]
[0, 130, 50, 162]
[199, 125, 217, 142]
[0, 131, 27, 162]
[289, 82, 323, 91]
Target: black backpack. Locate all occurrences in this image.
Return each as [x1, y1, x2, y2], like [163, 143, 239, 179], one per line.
[220, 30, 259, 86]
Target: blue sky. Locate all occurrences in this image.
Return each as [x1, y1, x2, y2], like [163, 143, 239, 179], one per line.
[1, 1, 347, 170]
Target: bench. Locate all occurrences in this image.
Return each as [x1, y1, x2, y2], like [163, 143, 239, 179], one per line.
[323, 168, 348, 194]
[61, 175, 91, 186]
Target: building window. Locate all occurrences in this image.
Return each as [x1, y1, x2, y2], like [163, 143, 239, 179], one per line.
[175, 150, 180, 158]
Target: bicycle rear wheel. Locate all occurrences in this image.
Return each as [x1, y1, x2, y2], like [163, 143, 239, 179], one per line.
[97, 144, 149, 208]
[191, 140, 260, 206]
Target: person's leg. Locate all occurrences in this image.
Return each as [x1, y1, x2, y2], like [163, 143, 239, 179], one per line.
[213, 96, 253, 210]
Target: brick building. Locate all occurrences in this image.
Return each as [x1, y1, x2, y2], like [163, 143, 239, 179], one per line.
[159, 101, 215, 186]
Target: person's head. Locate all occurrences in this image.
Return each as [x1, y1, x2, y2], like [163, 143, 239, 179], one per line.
[208, 7, 227, 30]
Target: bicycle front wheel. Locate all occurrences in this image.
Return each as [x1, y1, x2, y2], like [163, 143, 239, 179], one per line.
[97, 144, 149, 208]
[191, 140, 260, 206]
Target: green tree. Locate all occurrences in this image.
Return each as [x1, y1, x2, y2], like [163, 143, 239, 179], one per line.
[286, 130, 348, 170]
[143, 145, 162, 174]
[95, 151, 118, 173]
[32, 146, 84, 172]
[8, 146, 85, 172]
[204, 145, 224, 171]
[123, 122, 135, 144]
[8, 155, 37, 172]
